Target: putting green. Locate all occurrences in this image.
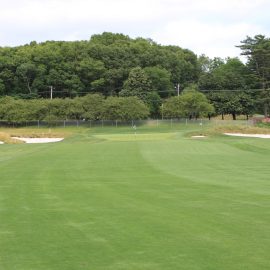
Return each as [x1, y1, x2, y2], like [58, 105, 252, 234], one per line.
[94, 132, 176, 141]
[0, 127, 269, 270]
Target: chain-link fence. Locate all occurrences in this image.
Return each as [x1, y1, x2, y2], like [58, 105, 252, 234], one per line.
[0, 118, 254, 128]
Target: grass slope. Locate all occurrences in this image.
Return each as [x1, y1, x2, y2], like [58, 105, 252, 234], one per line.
[0, 125, 270, 269]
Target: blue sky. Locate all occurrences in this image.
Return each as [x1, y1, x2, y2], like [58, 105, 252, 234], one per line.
[0, 0, 269, 59]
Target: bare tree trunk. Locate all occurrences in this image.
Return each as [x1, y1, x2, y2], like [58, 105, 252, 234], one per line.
[264, 103, 268, 117]
[26, 78, 32, 94]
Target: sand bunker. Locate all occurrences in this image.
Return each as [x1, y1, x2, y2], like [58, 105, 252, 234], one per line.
[12, 137, 64, 143]
[192, 135, 206, 138]
[224, 133, 270, 139]
[0, 141, 4, 144]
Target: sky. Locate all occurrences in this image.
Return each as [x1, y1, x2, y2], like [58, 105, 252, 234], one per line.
[0, 0, 269, 59]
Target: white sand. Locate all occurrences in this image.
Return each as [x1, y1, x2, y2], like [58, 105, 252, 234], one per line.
[192, 135, 206, 138]
[224, 133, 270, 139]
[12, 137, 64, 143]
[0, 141, 4, 144]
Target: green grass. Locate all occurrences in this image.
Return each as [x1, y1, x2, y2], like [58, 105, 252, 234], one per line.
[0, 124, 270, 269]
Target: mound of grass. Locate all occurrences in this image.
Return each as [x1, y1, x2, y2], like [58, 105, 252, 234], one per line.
[257, 122, 270, 128]
[0, 127, 74, 144]
[0, 132, 23, 144]
[211, 125, 270, 134]
[186, 124, 270, 139]
[0, 127, 75, 141]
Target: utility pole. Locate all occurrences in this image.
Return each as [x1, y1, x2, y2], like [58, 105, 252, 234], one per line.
[176, 83, 180, 96]
[50, 86, 53, 99]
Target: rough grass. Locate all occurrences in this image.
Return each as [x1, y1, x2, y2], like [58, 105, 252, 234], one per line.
[1, 123, 270, 143]
[212, 114, 249, 120]
[0, 132, 23, 144]
[186, 124, 270, 138]
[210, 125, 270, 134]
[0, 127, 76, 143]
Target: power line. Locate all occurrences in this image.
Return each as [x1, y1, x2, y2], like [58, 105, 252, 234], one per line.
[199, 88, 270, 92]
[36, 87, 270, 100]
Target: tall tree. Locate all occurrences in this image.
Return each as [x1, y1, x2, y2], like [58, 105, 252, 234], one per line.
[102, 96, 149, 120]
[119, 67, 153, 101]
[237, 35, 270, 89]
[162, 89, 214, 119]
[144, 66, 173, 97]
[16, 63, 37, 94]
[199, 57, 251, 90]
[238, 35, 270, 116]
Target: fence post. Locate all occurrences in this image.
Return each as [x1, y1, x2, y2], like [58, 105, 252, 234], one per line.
[64, 120, 66, 128]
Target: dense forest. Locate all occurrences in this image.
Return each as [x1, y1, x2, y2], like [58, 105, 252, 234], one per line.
[0, 32, 270, 121]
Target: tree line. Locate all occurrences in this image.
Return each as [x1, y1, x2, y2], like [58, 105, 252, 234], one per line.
[0, 32, 197, 99]
[0, 32, 270, 119]
[0, 89, 216, 123]
[0, 95, 149, 123]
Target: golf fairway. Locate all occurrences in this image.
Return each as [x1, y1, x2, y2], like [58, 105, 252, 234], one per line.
[0, 128, 269, 270]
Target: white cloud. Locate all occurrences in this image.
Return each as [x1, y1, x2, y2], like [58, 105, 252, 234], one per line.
[151, 20, 263, 58]
[0, 0, 270, 58]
